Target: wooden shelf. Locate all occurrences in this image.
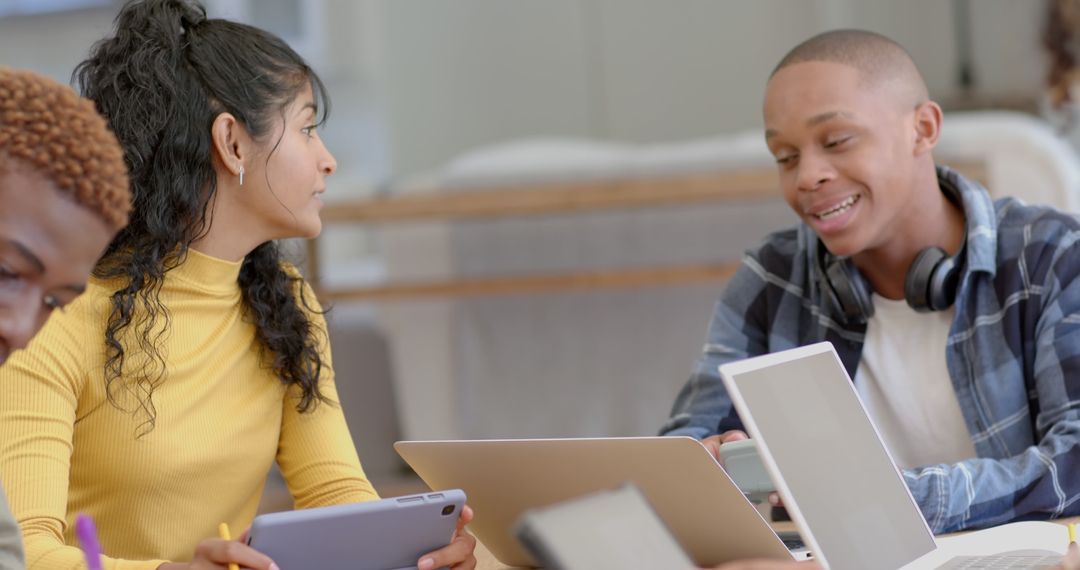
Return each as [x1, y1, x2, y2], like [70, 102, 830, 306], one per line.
[318, 263, 740, 302]
[320, 167, 784, 224]
[309, 161, 988, 302]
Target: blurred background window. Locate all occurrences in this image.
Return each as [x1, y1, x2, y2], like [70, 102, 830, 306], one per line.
[0, 0, 112, 17]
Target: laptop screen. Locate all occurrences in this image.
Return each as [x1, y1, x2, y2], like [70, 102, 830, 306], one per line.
[720, 342, 937, 570]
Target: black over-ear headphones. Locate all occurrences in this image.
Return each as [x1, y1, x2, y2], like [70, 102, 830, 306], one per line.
[817, 179, 965, 324]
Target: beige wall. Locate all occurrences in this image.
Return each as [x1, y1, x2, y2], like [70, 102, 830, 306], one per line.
[0, 1, 1050, 183]
[0, 7, 117, 83]
[369, 0, 1047, 176]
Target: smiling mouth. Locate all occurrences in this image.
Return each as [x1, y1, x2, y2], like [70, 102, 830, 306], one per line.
[813, 195, 860, 220]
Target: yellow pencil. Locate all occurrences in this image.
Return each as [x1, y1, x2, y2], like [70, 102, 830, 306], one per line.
[218, 523, 239, 570]
[1069, 522, 1076, 545]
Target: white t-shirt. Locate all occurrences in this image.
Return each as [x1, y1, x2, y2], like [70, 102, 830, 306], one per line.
[853, 294, 977, 469]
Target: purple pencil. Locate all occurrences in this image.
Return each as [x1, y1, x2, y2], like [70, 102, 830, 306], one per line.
[74, 513, 103, 570]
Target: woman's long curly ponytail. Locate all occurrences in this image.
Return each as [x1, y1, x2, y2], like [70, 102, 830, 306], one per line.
[74, 0, 331, 431]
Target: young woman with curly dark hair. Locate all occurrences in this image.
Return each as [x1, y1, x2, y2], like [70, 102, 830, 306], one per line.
[0, 2, 475, 569]
[0, 66, 132, 570]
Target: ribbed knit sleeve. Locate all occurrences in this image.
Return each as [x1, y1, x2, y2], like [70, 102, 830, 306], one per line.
[277, 280, 380, 508]
[0, 254, 381, 569]
[0, 289, 167, 570]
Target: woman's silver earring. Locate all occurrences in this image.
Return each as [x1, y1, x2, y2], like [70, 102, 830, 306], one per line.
[239, 166, 245, 187]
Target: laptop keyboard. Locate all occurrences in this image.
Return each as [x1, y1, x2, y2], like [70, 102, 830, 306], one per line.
[776, 531, 805, 551]
[937, 553, 1063, 569]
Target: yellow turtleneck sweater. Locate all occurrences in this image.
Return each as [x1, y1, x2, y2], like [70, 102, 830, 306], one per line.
[0, 249, 378, 569]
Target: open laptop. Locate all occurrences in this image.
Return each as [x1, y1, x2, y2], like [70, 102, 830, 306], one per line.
[719, 341, 1064, 570]
[394, 436, 808, 567]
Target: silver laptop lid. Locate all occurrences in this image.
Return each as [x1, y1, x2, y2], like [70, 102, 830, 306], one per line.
[719, 342, 937, 570]
[395, 436, 792, 567]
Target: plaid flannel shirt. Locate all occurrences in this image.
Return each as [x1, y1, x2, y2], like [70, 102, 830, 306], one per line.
[661, 165, 1080, 533]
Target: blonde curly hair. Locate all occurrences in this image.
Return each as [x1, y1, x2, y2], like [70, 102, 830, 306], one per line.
[0, 67, 130, 230]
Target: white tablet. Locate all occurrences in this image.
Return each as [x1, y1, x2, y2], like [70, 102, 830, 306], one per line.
[247, 489, 466, 570]
[515, 484, 696, 570]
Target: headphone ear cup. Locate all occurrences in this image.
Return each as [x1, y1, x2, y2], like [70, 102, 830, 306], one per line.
[927, 254, 960, 311]
[905, 247, 946, 312]
[823, 254, 874, 323]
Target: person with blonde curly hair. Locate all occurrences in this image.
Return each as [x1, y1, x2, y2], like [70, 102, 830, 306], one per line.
[0, 67, 131, 570]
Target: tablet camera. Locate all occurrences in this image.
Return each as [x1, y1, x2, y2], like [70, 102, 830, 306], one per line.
[441, 505, 456, 516]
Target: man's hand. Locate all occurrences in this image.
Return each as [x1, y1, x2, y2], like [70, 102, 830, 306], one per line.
[702, 431, 786, 508]
[703, 430, 749, 465]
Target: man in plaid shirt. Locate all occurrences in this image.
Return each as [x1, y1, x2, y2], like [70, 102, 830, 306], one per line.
[662, 29, 1080, 534]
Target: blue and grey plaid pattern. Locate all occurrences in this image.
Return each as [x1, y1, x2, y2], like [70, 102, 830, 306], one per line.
[661, 166, 1080, 533]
